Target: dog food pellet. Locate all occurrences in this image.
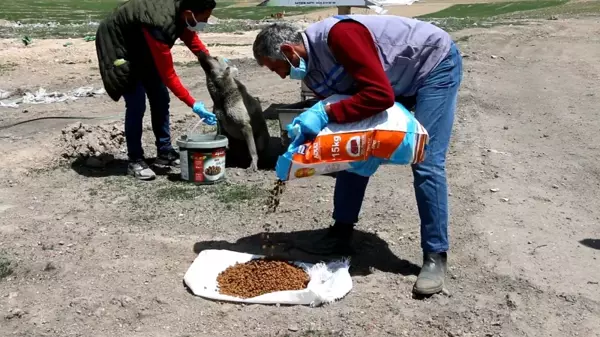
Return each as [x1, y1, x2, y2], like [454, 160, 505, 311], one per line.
[217, 259, 309, 298]
[266, 179, 286, 213]
[205, 165, 221, 176]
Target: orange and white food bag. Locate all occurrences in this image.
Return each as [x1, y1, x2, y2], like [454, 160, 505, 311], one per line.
[275, 94, 429, 181]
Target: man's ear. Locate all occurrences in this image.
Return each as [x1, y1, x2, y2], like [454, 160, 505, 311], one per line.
[180, 9, 192, 22]
[280, 44, 294, 61]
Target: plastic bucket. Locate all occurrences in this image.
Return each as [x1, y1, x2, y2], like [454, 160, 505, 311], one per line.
[176, 134, 229, 184]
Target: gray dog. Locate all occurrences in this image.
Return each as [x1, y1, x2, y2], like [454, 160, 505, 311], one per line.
[197, 52, 270, 171]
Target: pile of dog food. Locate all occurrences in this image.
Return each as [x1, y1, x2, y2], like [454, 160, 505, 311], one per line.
[216, 259, 309, 298]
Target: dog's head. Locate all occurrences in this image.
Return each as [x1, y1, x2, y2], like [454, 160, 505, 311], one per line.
[197, 51, 238, 79]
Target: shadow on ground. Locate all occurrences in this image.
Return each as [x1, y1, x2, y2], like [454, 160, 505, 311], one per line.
[579, 238, 600, 250]
[192, 228, 420, 277]
[70, 135, 286, 178]
[69, 157, 173, 178]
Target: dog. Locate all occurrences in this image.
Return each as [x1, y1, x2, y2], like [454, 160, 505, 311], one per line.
[196, 52, 270, 171]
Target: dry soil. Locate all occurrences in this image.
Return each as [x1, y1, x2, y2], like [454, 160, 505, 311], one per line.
[0, 14, 599, 337]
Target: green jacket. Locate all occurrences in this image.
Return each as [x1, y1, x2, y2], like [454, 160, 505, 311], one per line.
[95, 0, 187, 102]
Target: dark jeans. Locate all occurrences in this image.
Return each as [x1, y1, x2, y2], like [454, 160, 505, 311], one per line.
[123, 77, 173, 161]
[332, 42, 463, 253]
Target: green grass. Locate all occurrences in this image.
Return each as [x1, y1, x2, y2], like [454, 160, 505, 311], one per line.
[211, 183, 268, 204]
[0, 0, 123, 24]
[155, 181, 268, 204]
[155, 184, 203, 201]
[212, 5, 324, 20]
[418, 0, 569, 19]
[501, 0, 600, 19]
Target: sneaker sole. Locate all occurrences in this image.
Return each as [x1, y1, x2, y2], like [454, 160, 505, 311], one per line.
[127, 169, 156, 181]
[412, 283, 444, 295]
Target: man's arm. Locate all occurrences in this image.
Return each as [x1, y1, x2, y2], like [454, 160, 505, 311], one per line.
[325, 21, 395, 123]
[180, 29, 210, 56]
[142, 28, 196, 108]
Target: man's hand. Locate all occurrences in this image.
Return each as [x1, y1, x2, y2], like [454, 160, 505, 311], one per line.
[286, 101, 329, 147]
[192, 101, 217, 125]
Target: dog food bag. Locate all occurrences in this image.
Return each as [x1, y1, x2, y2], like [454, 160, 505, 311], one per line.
[275, 94, 429, 181]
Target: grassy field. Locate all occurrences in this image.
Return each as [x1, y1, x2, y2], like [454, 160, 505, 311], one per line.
[0, 0, 122, 24]
[0, 0, 324, 24]
[0, 0, 599, 38]
[415, 0, 586, 32]
[213, 4, 324, 20]
[418, 0, 568, 18]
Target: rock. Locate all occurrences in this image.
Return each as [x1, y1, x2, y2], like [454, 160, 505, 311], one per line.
[112, 295, 135, 307]
[5, 308, 26, 319]
[288, 324, 299, 332]
[506, 292, 520, 309]
[500, 198, 509, 202]
[490, 188, 499, 192]
[43, 262, 57, 271]
[491, 55, 498, 59]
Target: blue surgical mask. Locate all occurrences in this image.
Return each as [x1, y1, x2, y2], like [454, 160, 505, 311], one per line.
[187, 16, 207, 32]
[285, 53, 307, 80]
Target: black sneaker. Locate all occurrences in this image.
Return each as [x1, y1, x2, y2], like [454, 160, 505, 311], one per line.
[127, 159, 156, 180]
[293, 222, 355, 256]
[413, 252, 447, 295]
[155, 148, 180, 167]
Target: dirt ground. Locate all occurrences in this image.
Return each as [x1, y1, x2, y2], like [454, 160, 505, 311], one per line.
[1, 14, 600, 337]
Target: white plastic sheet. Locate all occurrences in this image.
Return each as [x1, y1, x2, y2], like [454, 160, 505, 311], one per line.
[183, 249, 352, 306]
[0, 86, 106, 108]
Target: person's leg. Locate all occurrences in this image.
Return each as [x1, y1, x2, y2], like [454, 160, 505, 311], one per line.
[123, 82, 156, 180]
[294, 170, 370, 255]
[411, 42, 463, 294]
[144, 77, 179, 167]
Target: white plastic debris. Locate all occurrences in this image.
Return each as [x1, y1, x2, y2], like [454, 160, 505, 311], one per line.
[183, 249, 352, 306]
[0, 86, 106, 108]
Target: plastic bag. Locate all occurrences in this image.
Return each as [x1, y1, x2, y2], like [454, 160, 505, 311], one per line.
[183, 249, 352, 306]
[275, 94, 429, 181]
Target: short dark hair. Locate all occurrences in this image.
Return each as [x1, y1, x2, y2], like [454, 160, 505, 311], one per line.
[180, 0, 217, 12]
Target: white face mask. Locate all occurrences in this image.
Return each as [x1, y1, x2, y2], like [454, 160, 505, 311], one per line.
[186, 15, 207, 32]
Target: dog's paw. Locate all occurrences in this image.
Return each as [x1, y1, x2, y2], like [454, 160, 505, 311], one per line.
[247, 160, 259, 172]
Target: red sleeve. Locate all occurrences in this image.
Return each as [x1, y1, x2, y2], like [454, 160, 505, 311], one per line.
[180, 29, 210, 56]
[142, 28, 196, 108]
[326, 21, 395, 123]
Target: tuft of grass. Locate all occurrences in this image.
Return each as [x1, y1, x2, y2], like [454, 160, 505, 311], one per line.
[0, 253, 15, 280]
[418, 0, 568, 19]
[212, 183, 268, 204]
[155, 184, 202, 201]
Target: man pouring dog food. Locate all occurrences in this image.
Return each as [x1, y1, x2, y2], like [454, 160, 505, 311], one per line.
[252, 15, 463, 295]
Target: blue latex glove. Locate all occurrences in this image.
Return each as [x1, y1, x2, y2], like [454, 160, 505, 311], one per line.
[347, 157, 384, 177]
[286, 101, 328, 148]
[192, 101, 217, 126]
[223, 58, 230, 64]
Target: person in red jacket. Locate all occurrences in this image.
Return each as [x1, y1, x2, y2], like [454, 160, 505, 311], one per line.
[96, 0, 222, 180]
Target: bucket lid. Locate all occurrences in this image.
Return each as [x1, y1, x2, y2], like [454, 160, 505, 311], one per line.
[176, 134, 228, 149]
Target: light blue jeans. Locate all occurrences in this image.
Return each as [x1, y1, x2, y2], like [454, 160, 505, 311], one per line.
[332, 42, 463, 253]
